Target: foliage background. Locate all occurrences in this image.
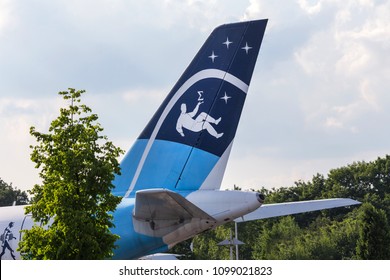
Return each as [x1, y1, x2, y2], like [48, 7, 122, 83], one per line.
[2, 154, 389, 259]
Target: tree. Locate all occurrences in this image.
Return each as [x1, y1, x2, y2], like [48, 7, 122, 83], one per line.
[18, 89, 123, 259]
[0, 178, 29, 206]
[191, 224, 232, 260]
[252, 216, 310, 259]
[356, 203, 390, 259]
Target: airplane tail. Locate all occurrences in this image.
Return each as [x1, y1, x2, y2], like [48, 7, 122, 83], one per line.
[113, 19, 268, 197]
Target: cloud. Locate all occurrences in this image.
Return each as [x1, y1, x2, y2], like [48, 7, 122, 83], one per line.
[1, 0, 389, 191]
[122, 88, 166, 104]
[0, 96, 64, 189]
[221, 0, 390, 188]
[293, 0, 390, 130]
[0, 0, 12, 35]
[298, 0, 323, 15]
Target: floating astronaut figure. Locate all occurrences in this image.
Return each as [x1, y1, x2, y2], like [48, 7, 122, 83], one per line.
[176, 101, 224, 139]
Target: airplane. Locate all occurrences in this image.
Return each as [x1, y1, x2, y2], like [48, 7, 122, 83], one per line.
[0, 19, 360, 260]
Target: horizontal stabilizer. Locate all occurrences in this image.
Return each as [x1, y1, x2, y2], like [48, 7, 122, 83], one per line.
[133, 189, 215, 237]
[235, 198, 361, 223]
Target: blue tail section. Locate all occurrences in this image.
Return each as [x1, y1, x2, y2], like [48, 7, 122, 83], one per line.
[113, 19, 268, 197]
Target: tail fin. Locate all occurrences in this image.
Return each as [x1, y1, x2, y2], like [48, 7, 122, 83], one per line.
[113, 19, 268, 197]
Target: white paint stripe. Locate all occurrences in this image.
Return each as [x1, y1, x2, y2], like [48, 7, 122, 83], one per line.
[199, 140, 234, 190]
[124, 69, 248, 197]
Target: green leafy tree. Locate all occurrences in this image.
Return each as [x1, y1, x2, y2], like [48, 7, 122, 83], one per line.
[0, 178, 29, 206]
[297, 214, 359, 260]
[356, 203, 390, 259]
[191, 225, 232, 260]
[252, 216, 309, 259]
[18, 89, 123, 259]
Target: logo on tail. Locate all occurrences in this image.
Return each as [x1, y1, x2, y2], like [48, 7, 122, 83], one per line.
[176, 93, 224, 139]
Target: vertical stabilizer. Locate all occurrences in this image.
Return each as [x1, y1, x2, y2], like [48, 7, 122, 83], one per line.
[113, 20, 268, 197]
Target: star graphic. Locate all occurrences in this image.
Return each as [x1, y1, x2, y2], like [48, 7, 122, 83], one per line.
[220, 92, 231, 104]
[242, 42, 252, 54]
[223, 37, 233, 49]
[208, 51, 218, 63]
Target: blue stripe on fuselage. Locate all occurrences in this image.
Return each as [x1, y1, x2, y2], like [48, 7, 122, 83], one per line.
[112, 139, 219, 197]
[111, 198, 168, 259]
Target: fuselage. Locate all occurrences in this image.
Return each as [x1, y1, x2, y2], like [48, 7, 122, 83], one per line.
[0, 190, 263, 260]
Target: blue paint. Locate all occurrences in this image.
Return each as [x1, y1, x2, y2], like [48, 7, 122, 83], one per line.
[111, 140, 147, 197]
[113, 139, 219, 197]
[111, 198, 167, 260]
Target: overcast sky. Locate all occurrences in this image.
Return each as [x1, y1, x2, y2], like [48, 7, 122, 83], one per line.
[1, 0, 389, 192]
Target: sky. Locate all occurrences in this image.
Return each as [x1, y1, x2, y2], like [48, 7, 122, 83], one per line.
[0, 0, 389, 192]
